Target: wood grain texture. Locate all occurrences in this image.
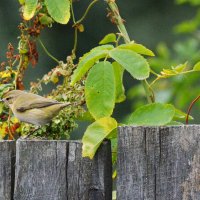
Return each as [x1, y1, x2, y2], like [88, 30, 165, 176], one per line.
[67, 140, 112, 200]
[14, 140, 68, 200]
[117, 125, 200, 200]
[14, 139, 112, 200]
[0, 141, 15, 200]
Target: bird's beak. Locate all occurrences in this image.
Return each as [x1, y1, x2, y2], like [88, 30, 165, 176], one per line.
[0, 98, 5, 102]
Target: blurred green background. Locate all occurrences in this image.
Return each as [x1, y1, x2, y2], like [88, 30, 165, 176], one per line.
[0, 0, 199, 136]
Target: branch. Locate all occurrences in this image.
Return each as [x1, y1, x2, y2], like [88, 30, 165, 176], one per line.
[106, 0, 154, 103]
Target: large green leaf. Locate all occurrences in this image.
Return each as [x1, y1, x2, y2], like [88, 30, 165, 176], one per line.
[23, 0, 38, 20]
[85, 61, 115, 120]
[82, 117, 117, 159]
[45, 0, 70, 24]
[118, 42, 155, 56]
[128, 103, 175, 126]
[71, 45, 113, 85]
[109, 49, 150, 80]
[112, 62, 126, 103]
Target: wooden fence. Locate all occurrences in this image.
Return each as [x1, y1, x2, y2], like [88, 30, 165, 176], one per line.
[0, 125, 200, 200]
[0, 140, 112, 200]
[117, 125, 200, 200]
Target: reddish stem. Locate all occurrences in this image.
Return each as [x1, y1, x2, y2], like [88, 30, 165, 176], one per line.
[186, 95, 200, 124]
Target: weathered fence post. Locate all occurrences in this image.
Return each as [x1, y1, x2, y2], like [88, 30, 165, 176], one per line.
[67, 140, 112, 200]
[0, 141, 15, 200]
[117, 125, 200, 200]
[14, 139, 112, 200]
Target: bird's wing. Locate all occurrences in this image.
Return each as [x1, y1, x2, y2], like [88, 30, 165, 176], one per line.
[15, 93, 61, 112]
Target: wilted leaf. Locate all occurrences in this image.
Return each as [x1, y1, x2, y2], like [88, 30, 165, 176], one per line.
[45, 0, 70, 24]
[128, 103, 175, 126]
[82, 117, 117, 159]
[85, 61, 115, 119]
[109, 48, 150, 80]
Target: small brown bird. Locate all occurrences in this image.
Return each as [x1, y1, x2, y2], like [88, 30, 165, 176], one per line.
[1, 90, 71, 126]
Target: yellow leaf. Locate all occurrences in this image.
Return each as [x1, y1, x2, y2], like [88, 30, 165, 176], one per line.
[11, 117, 20, 123]
[0, 123, 8, 139]
[82, 117, 117, 159]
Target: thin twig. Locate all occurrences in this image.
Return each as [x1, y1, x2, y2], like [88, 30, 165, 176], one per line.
[70, 0, 76, 23]
[75, 0, 99, 25]
[72, 28, 78, 58]
[38, 38, 59, 64]
[186, 95, 200, 124]
[106, 0, 154, 103]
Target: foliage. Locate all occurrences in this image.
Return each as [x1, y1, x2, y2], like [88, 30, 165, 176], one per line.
[0, 0, 199, 161]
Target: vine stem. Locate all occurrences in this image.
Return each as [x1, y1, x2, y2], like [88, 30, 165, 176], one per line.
[70, 0, 76, 23]
[186, 95, 200, 124]
[106, 0, 154, 103]
[72, 28, 78, 59]
[75, 0, 99, 25]
[38, 38, 59, 64]
[71, 0, 99, 58]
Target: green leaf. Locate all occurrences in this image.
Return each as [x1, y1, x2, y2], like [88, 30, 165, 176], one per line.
[85, 61, 115, 120]
[166, 121, 183, 125]
[39, 14, 54, 25]
[111, 137, 117, 166]
[99, 33, 116, 44]
[19, 0, 25, 4]
[174, 20, 198, 34]
[71, 45, 113, 85]
[176, 0, 200, 5]
[193, 61, 200, 71]
[23, 0, 38, 20]
[76, 111, 95, 122]
[172, 62, 187, 73]
[112, 62, 126, 103]
[82, 117, 117, 159]
[107, 128, 117, 139]
[118, 42, 155, 56]
[45, 0, 70, 24]
[109, 49, 150, 80]
[0, 103, 4, 115]
[173, 108, 193, 121]
[128, 103, 175, 126]
[0, 84, 13, 98]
